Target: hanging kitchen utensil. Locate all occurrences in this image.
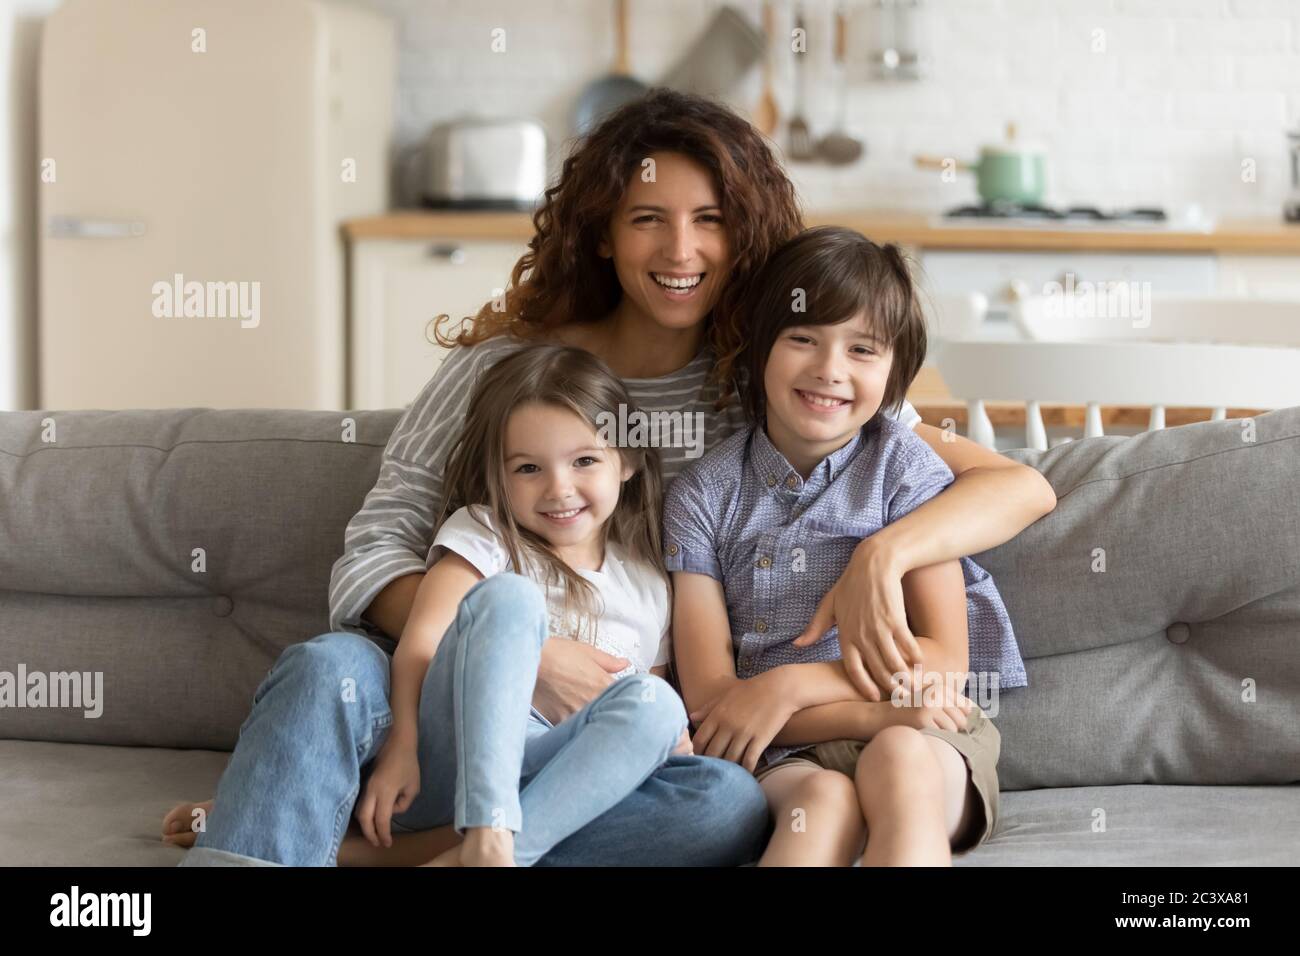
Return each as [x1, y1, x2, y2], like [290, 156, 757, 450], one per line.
[787, 3, 816, 160]
[1285, 129, 1300, 223]
[817, 4, 863, 165]
[753, 2, 779, 137]
[574, 0, 649, 136]
[658, 6, 765, 101]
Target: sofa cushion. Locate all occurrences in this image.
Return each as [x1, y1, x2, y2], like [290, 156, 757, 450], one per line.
[0, 409, 401, 749]
[2, 405, 1298, 793]
[0, 739, 227, 866]
[975, 407, 1300, 789]
[954, 782, 1300, 866]
[2, 739, 1292, 866]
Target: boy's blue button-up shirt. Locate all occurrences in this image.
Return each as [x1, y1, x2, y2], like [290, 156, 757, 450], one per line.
[662, 413, 1028, 769]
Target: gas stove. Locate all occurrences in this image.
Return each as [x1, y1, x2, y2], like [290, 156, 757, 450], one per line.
[933, 203, 1213, 231]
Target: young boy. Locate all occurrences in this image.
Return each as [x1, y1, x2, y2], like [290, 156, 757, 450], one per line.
[663, 227, 1028, 866]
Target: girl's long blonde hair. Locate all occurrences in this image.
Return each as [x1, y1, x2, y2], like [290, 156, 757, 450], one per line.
[436, 344, 666, 645]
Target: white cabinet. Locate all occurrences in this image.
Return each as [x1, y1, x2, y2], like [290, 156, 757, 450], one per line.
[919, 250, 1219, 315]
[349, 238, 528, 409]
[1215, 255, 1300, 298]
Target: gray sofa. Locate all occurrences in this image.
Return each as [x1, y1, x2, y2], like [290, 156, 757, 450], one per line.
[1, 405, 1297, 866]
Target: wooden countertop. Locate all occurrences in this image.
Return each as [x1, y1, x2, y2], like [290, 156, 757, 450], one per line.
[342, 210, 1286, 427]
[343, 209, 1300, 254]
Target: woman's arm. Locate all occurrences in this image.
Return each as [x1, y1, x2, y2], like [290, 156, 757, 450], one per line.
[800, 426, 1055, 701]
[773, 558, 970, 746]
[882, 423, 1057, 576]
[330, 342, 492, 641]
[769, 554, 967, 712]
[364, 572, 424, 641]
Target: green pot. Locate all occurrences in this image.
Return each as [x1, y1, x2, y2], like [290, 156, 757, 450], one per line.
[914, 123, 1048, 206]
[974, 145, 1047, 205]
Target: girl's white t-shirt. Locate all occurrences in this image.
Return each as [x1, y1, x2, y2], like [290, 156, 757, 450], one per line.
[426, 504, 671, 678]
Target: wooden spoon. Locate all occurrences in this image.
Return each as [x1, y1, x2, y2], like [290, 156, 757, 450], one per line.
[753, 1, 779, 138]
[817, 4, 863, 165]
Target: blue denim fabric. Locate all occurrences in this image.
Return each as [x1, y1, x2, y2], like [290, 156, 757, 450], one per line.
[182, 573, 769, 866]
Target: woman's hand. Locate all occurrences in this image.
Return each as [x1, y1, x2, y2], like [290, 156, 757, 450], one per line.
[533, 638, 630, 725]
[354, 734, 421, 848]
[791, 537, 923, 703]
[689, 673, 796, 773]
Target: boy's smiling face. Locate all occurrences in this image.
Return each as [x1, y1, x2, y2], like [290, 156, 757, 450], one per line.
[762, 310, 894, 476]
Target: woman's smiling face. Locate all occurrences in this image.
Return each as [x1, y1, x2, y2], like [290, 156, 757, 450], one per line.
[598, 151, 731, 334]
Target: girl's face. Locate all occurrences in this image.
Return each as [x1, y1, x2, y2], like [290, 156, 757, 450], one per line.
[598, 150, 731, 334]
[502, 402, 634, 557]
[762, 311, 895, 461]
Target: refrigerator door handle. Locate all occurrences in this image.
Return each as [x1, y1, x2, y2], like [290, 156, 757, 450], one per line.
[48, 216, 146, 238]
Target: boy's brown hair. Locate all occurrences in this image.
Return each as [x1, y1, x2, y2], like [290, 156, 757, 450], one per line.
[736, 226, 928, 428]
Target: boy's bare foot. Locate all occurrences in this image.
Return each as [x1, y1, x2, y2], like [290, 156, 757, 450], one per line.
[161, 799, 214, 848]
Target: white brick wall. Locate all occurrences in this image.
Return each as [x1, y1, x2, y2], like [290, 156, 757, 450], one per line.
[361, 0, 1300, 218]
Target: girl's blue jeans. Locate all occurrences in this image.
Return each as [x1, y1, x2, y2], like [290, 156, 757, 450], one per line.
[180, 572, 769, 866]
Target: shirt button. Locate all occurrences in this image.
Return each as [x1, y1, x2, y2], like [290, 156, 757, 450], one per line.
[755, 618, 768, 633]
[756, 555, 772, 568]
[667, 543, 679, 555]
[785, 475, 797, 488]
[766, 475, 777, 487]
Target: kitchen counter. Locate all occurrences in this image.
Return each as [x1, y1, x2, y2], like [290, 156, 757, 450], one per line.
[343, 209, 1280, 429]
[342, 209, 1300, 254]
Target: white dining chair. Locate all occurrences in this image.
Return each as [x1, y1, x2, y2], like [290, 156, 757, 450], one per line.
[930, 296, 1300, 450]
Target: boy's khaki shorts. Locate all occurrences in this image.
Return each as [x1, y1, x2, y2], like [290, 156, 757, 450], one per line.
[754, 706, 1002, 854]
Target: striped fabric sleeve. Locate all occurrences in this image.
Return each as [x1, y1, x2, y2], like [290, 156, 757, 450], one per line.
[327, 342, 498, 636]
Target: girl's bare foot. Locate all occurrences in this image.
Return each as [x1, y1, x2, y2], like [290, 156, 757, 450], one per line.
[462, 826, 516, 866]
[161, 799, 214, 848]
[421, 826, 516, 867]
[422, 843, 465, 867]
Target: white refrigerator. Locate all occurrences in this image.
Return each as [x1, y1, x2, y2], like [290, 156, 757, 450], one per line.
[38, 0, 394, 410]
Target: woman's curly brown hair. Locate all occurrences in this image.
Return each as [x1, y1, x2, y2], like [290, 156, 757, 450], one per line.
[431, 87, 805, 410]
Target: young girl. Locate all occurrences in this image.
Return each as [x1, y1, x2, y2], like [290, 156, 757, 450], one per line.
[353, 342, 691, 866]
[664, 226, 1030, 867]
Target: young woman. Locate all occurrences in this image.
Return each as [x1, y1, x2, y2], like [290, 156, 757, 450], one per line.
[164, 88, 1054, 866]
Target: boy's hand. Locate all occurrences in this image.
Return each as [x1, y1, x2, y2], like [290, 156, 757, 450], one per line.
[689, 673, 796, 773]
[886, 691, 974, 734]
[354, 735, 421, 848]
[791, 539, 921, 703]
